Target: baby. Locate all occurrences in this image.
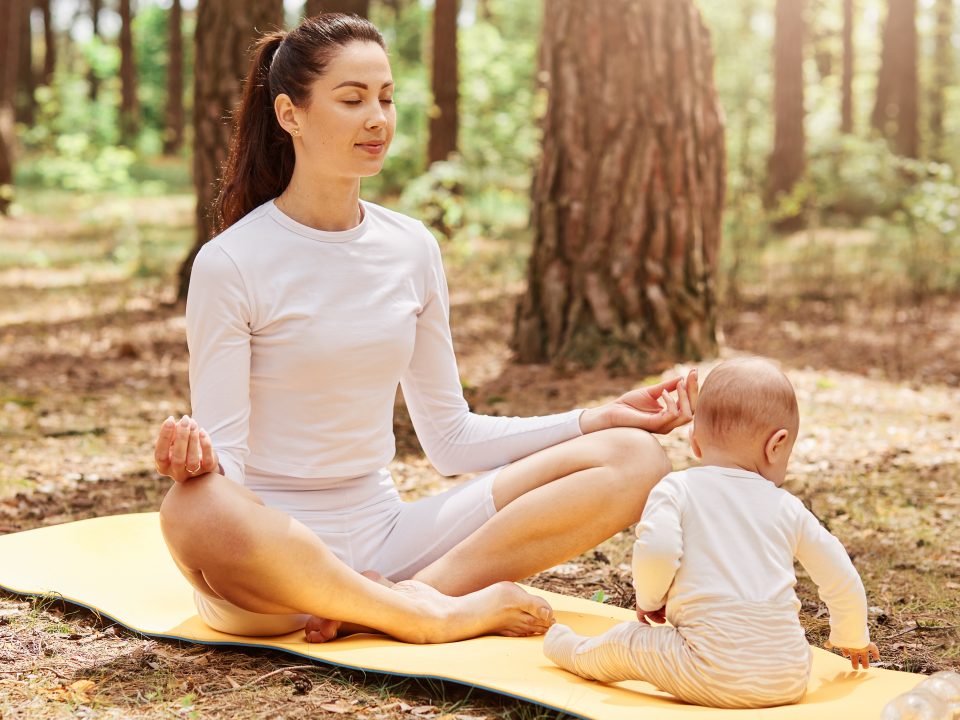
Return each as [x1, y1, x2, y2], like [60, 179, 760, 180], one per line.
[543, 357, 879, 709]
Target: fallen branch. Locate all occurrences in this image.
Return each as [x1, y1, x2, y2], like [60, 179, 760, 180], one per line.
[885, 624, 960, 639]
[203, 664, 319, 696]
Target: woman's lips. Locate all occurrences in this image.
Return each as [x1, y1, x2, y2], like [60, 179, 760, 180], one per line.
[356, 142, 385, 155]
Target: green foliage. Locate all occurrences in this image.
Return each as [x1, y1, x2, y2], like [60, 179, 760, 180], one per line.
[397, 156, 467, 239]
[802, 135, 921, 221]
[22, 75, 120, 152]
[17, 134, 136, 193]
[134, 5, 173, 153]
[365, 1, 431, 197]
[375, 0, 542, 244]
[458, 4, 542, 193]
[15, 3, 194, 196]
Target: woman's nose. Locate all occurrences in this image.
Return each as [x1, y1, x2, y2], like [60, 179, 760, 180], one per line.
[365, 101, 386, 129]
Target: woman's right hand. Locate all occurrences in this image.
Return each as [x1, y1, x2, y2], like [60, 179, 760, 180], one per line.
[154, 415, 219, 483]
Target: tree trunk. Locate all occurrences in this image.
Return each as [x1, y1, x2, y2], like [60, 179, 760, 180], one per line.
[16, 0, 35, 125]
[38, 0, 53, 84]
[766, 0, 805, 205]
[88, 0, 100, 100]
[514, 0, 725, 370]
[427, 0, 458, 165]
[162, 0, 184, 155]
[871, 0, 918, 158]
[118, 0, 138, 145]
[305, 0, 370, 17]
[841, 0, 854, 134]
[178, 0, 284, 302]
[0, 0, 22, 215]
[929, 0, 952, 161]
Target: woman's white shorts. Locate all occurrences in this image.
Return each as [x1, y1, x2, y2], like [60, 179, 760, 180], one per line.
[193, 465, 501, 636]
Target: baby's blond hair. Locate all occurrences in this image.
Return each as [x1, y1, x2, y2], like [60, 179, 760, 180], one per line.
[695, 357, 799, 445]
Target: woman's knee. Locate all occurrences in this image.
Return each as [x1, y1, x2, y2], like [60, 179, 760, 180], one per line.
[594, 427, 672, 486]
[161, 474, 211, 523]
[159, 473, 241, 544]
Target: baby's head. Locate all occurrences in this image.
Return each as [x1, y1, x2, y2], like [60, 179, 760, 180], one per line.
[691, 357, 799, 486]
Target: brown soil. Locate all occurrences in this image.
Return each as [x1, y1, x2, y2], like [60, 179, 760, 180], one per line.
[1, 199, 957, 718]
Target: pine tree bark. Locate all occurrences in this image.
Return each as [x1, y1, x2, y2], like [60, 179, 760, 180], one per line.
[766, 0, 805, 205]
[16, 0, 35, 125]
[929, 0, 952, 161]
[118, 0, 138, 145]
[88, 0, 101, 100]
[178, 0, 284, 302]
[841, 0, 854, 134]
[305, 0, 370, 17]
[162, 0, 184, 155]
[0, 0, 22, 215]
[428, 0, 458, 165]
[514, 0, 725, 369]
[39, 0, 54, 84]
[871, 0, 918, 158]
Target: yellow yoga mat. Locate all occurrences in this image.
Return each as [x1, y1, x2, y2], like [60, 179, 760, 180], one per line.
[0, 513, 921, 719]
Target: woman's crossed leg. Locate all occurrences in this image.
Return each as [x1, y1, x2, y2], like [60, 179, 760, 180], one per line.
[158, 474, 553, 644]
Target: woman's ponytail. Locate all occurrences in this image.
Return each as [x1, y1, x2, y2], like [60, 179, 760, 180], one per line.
[214, 31, 294, 233]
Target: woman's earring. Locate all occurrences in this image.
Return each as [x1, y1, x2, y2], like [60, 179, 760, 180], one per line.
[291, 128, 300, 137]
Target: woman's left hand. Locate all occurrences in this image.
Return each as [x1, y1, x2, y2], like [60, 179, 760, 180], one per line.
[579, 369, 698, 435]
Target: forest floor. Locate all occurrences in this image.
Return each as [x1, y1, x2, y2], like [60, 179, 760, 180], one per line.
[0, 193, 958, 719]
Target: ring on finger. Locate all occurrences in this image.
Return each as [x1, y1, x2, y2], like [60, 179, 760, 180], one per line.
[187, 459, 203, 474]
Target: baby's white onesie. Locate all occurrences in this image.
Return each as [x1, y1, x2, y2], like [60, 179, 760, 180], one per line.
[544, 466, 869, 708]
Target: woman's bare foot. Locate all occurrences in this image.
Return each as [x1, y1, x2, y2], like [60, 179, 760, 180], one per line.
[391, 579, 555, 643]
[305, 571, 554, 645]
[305, 570, 388, 643]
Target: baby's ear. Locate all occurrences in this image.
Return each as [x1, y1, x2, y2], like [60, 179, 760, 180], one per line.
[764, 428, 790, 463]
[689, 424, 702, 458]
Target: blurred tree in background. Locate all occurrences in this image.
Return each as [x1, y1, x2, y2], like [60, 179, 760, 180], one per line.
[16, 1, 36, 126]
[305, 0, 370, 17]
[1, 0, 23, 215]
[162, 0, 183, 156]
[427, 0, 458, 165]
[841, 0, 854, 133]
[118, 0, 139, 145]
[766, 0, 805, 208]
[872, 0, 918, 157]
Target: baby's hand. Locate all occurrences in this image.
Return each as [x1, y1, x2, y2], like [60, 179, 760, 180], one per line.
[637, 607, 666, 625]
[824, 640, 880, 670]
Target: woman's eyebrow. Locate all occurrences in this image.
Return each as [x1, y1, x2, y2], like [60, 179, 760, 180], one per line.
[332, 80, 395, 90]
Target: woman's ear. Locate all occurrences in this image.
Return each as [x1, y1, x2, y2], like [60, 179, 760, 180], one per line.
[764, 428, 790, 464]
[274, 93, 299, 136]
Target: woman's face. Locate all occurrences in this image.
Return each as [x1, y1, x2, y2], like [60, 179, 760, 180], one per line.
[279, 41, 396, 180]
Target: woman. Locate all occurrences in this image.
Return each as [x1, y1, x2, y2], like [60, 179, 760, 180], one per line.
[156, 13, 697, 645]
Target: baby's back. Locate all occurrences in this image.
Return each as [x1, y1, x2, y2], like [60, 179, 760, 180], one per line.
[658, 466, 807, 610]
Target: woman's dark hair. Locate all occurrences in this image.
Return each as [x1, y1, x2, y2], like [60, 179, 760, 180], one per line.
[214, 14, 386, 232]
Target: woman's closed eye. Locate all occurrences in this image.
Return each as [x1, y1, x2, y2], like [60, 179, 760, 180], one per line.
[342, 97, 394, 105]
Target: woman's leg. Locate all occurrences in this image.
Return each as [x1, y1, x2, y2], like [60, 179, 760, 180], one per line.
[158, 472, 553, 643]
[413, 428, 671, 595]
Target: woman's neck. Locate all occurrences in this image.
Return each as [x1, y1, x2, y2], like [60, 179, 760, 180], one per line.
[275, 172, 363, 232]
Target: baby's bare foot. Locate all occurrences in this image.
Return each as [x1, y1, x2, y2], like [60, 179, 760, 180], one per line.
[391, 579, 554, 643]
[305, 570, 386, 643]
